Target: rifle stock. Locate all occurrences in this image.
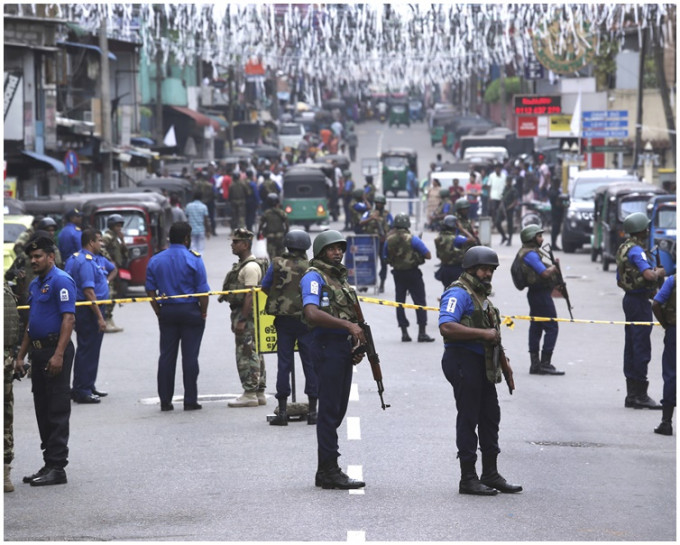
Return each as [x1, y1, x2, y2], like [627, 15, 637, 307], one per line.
[353, 296, 390, 410]
[543, 243, 574, 319]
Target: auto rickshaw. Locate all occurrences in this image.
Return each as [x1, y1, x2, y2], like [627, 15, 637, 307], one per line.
[388, 103, 410, 127]
[409, 99, 424, 122]
[21, 193, 104, 230]
[592, 182, 666, 271]
[380, 148, 418, 197]
[281, 164, 331, 230]
[131, 177, 194, 206]
[430, 110, 457, 146]
[647, 194, 676, 275]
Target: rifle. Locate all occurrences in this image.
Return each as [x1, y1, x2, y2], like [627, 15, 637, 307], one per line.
[485, 303, 515, 395]
[543, 243, 574, 320]
[352, 296, 390, 410]
[650, 245, 664, 289]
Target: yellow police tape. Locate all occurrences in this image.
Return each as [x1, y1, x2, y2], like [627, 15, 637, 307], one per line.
[17, 288, 662, 327]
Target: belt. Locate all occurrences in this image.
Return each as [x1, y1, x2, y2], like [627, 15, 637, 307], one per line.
[30, 334, 59, 350]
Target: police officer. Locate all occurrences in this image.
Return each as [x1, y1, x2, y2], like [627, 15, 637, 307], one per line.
[652, 274, 676, 435]
[220, 228, 267, 408]
[102, 214, 128, 333]
[349, 188, 369, 233]
[384, 213, 435, 342]
[258, 194, 289, 260]
[516, 225, 565, 376]
[4, 282, 20, 492]
[341, 170, 355, 231]
[145, 222, 210, 412]
[363, 174, 376, 205]
[439, 246, 521, 496]
[616, 212, 665, 409]
[15, 233, 76, 486]
[57, 208, 83, 259]
[300, 230, 366, 489]
[261, 230, 318, 425]
[64, 229, 109, 403]
[358, 194, 393, 293]
[434, 215, 469, 288]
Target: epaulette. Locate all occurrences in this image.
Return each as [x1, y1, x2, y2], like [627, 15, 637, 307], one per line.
[73, 252, 80, 257]
[75, 227, 82, 231]
[85, 254, 93, 260]
[190, 250, 201, 257]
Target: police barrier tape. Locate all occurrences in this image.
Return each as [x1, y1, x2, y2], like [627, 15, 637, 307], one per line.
[17, 288, 662, 327]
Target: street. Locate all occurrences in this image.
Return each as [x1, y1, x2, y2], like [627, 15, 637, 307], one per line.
[4, 120, 675, 542]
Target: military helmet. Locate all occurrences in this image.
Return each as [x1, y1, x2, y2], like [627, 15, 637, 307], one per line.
[623, 212, 651, 234]
[439, 188, 450, 198]
[284, 229, 311, 251]
[267, 192, 279, 204]
[352, 188, 364, 200]
[520, 224, 545, 243]
[442, 215, 458, 230]
[313, 230, 346, 258]
[462, 246, 499, 269]
[37, 217, 58, 230]
[107, 213, 125, 228]
[455, 199, 471, 211]
[394, 213, 410, 229]
[365, 174, 373, 183]
[374, 194, 386, 204]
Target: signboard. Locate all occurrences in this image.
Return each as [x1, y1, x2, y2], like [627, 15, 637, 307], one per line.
[345, 235, 380, 287]
[4, 177, 17, 199]
[64, 150, 79, 177]
[581, 110, 628, 138]
[584, 145, 628, 153]
[517, 116, 538, 138]
[253, 290, 278, 355]
[582, 110, 628, 120]
[582, 129, 628, 138]
[513, 95, 561, 116]
[583, 120, 628, 129]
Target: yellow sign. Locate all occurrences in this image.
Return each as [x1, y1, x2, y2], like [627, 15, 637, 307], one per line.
[253, 290, 277, 354]
[550, 115, 572, 133]
[4, 177, 17, 199]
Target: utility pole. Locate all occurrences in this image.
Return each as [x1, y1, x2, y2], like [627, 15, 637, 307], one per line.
[653, 19, 676, 165]
[99, 16, 113, 192]
[632, 24, 647, 172]
[500, 62, 506, 127]
[228, 66, 234, 152]
[155, 48, 164, 146]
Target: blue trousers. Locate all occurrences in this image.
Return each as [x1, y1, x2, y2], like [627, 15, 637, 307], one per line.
[273, 316, 318, 400]
[441, 347, 500, 463]
[157, 303, 205, 406]
[527, 287, 558, 353]
[661, 326, 676, 406]
[439, 264, 463, 290]
[313, 334, 354, 465]
[392, 268, 428, 328]
[622, 292, 653, 381]
[73, 306, 105, 398]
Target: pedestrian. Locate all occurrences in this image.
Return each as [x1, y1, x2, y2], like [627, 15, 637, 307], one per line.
[358, 194, 394, 293]
[487, 164, 506, 226]
[616, 212, 666, 409]
[434, 215, 469, 289]
[406, 166, 418, 215]
[465, 172, 482, 220]
[449, 178, 465, 204]
[261, 230, 318, 426]
[547, 177, 567, 250]
[384, 213, 435, 343]
[15, 233, 76, 486]
[438, 246, 521, 496]
[514, 225, 565, 376]
[258, 194, 289, 260]
[57, 208, 83, 260]
[426, 178, 443, 229]
[101, 214, 128, 333]
[342, 170, 355, 231]
[496, 177, 519, 246]
[185, 191, 211, 253]
[220, 228, 267, 408]
[349, 189, 369, 233]
[258, 170, 280, 211]
[200, 170, 218, 236]
[64, 229, 110, 403]
[170, 195, 187, 223]
[345, 128, 358, 162]
[300, 230, 366, 489]
[145, 222, 209, 412]
[363, 174, 376, 205]
[431, 188, 453, 231]
[652, 274, 676, 435]
[4, 282, 20, 492]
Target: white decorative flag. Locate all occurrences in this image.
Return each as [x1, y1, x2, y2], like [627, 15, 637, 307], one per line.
[163, 125, 177, 147]
[570, 91, 582, 138]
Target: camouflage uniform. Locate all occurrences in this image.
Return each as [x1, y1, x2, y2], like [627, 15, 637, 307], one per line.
[228, 178, 249, 230]
[259, 208, 289, 260]
[4, 283, 20, 490]
[101, 229, 128, 324]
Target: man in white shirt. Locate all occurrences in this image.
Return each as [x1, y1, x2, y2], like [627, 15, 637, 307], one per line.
[487, 163, 506, 224]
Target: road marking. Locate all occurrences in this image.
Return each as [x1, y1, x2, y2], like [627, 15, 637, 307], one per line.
[139, 393, 251, 405]
[350, 382, 359, 402]
[347, 530, 366, 541]
[347, 465, 365, 496]
[347, 417, 361, 440]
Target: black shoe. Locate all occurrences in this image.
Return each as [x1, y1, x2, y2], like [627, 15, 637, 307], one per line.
[319, 467, 365, 490]
[418, 334, 435, 342]
[459, 477, 498, 496]
[92, 388, 108, 397]
[480, 472, 523, 493]
[269, 412, 288, 426]
[23, 466, 48, 483]
[184, 403, 202, 411]
[73, 394, 101, 404]
[654, 421, 673, 435]
[160, 403, 174, 412]
[29, 467, 67, 487]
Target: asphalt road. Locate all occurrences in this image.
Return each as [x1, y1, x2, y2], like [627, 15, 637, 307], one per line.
[4, 120, 675, 542]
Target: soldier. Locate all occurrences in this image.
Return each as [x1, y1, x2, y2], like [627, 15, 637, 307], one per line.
[261, 230, 318, 425]
[363, 174, 376, 205]
[454, 199, 480, 245]
[258, 194, 289, 260]
[652, 274, 676, 435]
[101, 214, 128, 333]
[434, 215, 470, 289]
[358, 194, 393, 293]
[228, 171, 250, 230]
[57, 208, 83, 259]
[4, 282, 20, 492]
[300, 230, 366, 489]
[384, 213, 435, 342]
[515, 225, 565, 376]
[431, 188, 453, 230]
[220, 228, 267, 408]
[616, 212, 665, 409]
[36, 218, 63, 268]
[13, 215, 43, 263]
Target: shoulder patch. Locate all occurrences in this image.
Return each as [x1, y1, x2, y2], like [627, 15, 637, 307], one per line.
[310, 280, 319, 295]
[446, 296, 457, 313]
[85, 254, 93, 260]
[75, 227, 82, 231]
[190, 250, 201, 257]
[60, 288, 70, 302]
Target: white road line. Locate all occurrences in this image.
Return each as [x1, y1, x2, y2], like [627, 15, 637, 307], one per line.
[347, 465, 365, 496]
[347, 530, 366, 542]
[347, 417, 361, 440]
[349, 382, 360, 402]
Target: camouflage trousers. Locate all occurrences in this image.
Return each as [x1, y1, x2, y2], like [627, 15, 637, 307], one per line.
[266, 235, 285, 261]
[230, 200, 246, 230]
[230, 308, 266, 392]
[4, 350, 14, 465]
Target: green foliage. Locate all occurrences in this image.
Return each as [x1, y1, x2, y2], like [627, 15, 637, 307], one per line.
[593, 36, 619, 90]
[483, 76, 523, 103]
[643, 56, 658, 88]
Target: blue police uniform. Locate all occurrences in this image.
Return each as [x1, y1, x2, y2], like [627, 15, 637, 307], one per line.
[654, 275, 676, 408]
[523, 250, 558, 354]
[146, 244, 210, 407]
[26, 265, 76, 469]
[64, 250, 109, 401]
[439, 283, 500, 463]
[57, 222, 82, 260]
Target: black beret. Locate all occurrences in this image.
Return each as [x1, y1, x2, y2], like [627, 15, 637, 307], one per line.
[24, 231, 56, 254]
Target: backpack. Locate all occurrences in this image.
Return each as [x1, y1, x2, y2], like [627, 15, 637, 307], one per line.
[510, 254, 528, 290]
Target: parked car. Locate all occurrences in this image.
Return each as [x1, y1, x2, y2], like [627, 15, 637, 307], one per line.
[647, 194, 676, 275]
[278, 122, 306, 150]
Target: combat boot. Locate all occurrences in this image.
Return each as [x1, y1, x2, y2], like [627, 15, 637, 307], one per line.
[228, 391, 258, 408]
[269, 398, 288, 426]
[417, 324, 435, 342]
[379, 280, 385, 294]
[624, 378, 638, 408]
[538, 351, 565, 375]
[317, 458, 365, 490]
[307, 396, 318, 425]
[459, 460, 498, 496]
[633, 380, 662, 410]
[654, 405, 674, 435]
[529, 352, 541, 374]
[256, 390, 267, 405]
[400, 326, 412, 342]
[480, 453, 522, 493]
[104, 317, 123, 333]
[4, 465, 14, 493]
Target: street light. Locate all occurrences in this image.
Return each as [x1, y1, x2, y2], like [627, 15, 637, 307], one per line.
[640, 141, 659, 184]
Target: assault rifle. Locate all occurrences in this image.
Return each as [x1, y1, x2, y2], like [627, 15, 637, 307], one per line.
[543, 243, 574, 320]
[485, 303, 515, 395]
[352, 297, 390, 410]
[650, 245, 664, 289]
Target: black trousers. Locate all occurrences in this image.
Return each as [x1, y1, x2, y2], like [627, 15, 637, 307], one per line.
[392, 268, 428, 327]
[273, 316, 318, 400]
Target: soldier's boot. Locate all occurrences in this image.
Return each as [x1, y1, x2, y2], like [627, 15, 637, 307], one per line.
[634, 380, 662, 410]
[400, 326, 412, 342]
[529, 352, 541, 374]
[479, 453, 522, 493]
[4, 465, 14, 493]
[228, 391, 259, 408]
[654, 405, 674, 435]
[538, 351, 565, 376]
[417, 324, 435, 343]
[458, 460, 498, 496]
[307, 396, 318, 425]
[624, 378, 639, 408]
[317, 458, 365, 490]
[104, 317, 123, 333]
[256, 390, 267, 405]
[378, 279, 385, 294]
[269, 397, 288, 426]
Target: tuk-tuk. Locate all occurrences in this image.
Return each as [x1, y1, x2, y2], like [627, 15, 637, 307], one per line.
[315, 154, 350, 173]
[647, 194, 676, 275]
[380, 148, 418, 197]
[388, 103, 410, 128]
[132, 177, 194, 206]
[21, 193, 103, 229]
[592, 182, 666, 271]
[81, 192, 173, 293]
[430, 110, 457, 146]
[408, 99, 424, 122]
[281, 165, 330, 229]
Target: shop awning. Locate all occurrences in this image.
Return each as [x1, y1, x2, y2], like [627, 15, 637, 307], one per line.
[21, 150, 66, 174]
[57, 41, 117, 61]
[170, 106, 220, 130]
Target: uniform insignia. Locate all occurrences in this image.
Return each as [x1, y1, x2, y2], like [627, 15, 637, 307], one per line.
[75, 227, 81, 231]
[446, 297, 457, 313]
[310, 280, 319, 295]
[41, 284, 50, 294]
[85, 254, 93, 260]
[640, 251, 647, 261]
[190, 250, 201, 257]
[60, 288, 69, 301]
